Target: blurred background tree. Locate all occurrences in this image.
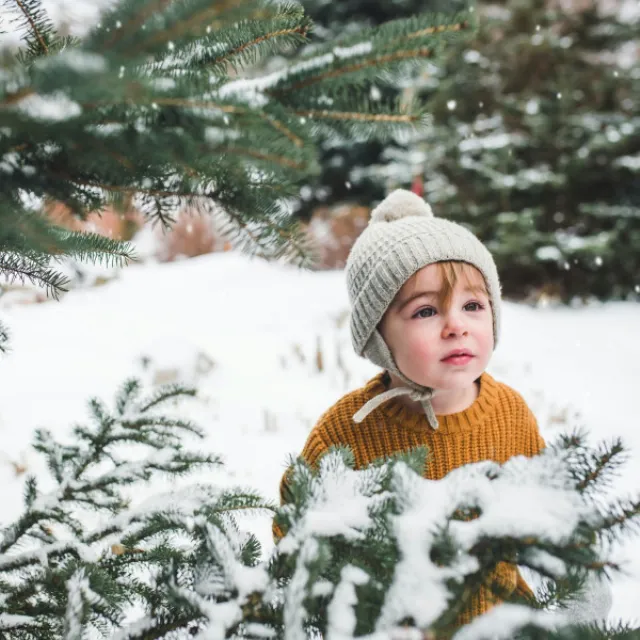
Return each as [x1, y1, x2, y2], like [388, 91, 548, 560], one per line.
[290, 0, 468, 218]
[302, 0, 639, 303]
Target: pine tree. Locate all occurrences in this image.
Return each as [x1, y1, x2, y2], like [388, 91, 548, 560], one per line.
[0, 378, 270, 639]
[272, 437, 640, 639]
[0, 0, 475, 353]
[393, 0, 640, 301]
[3, 384, 638, 639]
[0, 380, 640, 640]
[291, 0, 468, 218]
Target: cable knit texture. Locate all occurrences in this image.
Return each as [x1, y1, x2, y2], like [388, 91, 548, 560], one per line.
[274, 370, 546, 628]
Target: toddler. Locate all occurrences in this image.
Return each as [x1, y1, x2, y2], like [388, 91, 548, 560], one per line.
[274, 189, 611, 626]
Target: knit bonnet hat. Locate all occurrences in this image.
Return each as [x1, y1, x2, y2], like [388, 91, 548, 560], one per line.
[345, 189, 502, 429]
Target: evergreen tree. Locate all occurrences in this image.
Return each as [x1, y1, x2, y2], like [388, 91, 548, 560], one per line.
[292, 0, 468, 218]
[0, 0, 474, 353]
[272, 439, 639, 639]
[390, 0, 640, 301]
[2, 382, 639, 638]
[0, 378, 269, 639]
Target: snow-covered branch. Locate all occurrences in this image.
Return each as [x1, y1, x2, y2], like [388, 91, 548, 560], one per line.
[273, 433, 639, 639]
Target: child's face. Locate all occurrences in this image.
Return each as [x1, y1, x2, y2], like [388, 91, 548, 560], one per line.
[378, 263, 494, 391]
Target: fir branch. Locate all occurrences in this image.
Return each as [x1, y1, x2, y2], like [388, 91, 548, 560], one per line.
[144, 12, 307, 59]
[399, 19, 471, 44]
[270, 47, 435, 95]
[0, 511, 42, 554]
[2, 206, 134, 278]
[575, 438, 626, 493]
[128, 0, 308, 60]
[136, 383, 197, 413]
[10, 0, 52, 56]
[52, 229, 136, 267]
[210, 26, 309, 66]
[223, 145, 306, 170]
[119, 415, 204, 441]
[265, 115, 305, 148]
[53, 175, 195, 203]
[595, 498, 640, 539]
[139, 96, 306, 146]
[295, 109, 424, 124]
[0, 251, 70, 298]
[219, 203, 312, 267]
[0, 538, 90, 572]
[115, 379, 143, 417]
[201, 488, 275, 516]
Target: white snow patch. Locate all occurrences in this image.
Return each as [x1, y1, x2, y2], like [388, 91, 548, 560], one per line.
[16, 92, 81, 121]
[327, 565, 369, 640]
[53, 50, 107, 73]
[333, 42, 372, 58]
[452, 604, 560, 640]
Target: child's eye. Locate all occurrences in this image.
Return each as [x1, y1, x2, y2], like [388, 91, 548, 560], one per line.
[413, 307, 436, 319]
[464, 301, 485, 312]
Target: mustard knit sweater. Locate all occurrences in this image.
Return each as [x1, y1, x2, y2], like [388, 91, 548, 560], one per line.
[274, 370, 546, 627]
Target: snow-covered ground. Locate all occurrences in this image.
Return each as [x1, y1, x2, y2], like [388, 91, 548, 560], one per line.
[0, 249, 638, 625]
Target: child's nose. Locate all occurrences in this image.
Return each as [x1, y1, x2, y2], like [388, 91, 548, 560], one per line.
[441, 310, 468, 337]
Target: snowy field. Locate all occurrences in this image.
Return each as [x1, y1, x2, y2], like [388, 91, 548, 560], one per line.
[0, 247, 638, 626]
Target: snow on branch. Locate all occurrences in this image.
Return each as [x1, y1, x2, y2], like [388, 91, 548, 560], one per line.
[0, 377, 260, 638]
[274, 433, 639, 639]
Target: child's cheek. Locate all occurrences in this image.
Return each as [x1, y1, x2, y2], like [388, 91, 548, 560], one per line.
[404, 330, 436, 362]
[478, 322, 495, 354]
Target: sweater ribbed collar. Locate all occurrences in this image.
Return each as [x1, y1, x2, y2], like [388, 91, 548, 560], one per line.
[363, 371, 500, 435]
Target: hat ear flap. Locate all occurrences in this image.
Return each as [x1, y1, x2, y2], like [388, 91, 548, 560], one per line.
[362, 329, 398, 372]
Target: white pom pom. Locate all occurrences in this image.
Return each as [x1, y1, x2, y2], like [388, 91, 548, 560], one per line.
[369, 189, 433, 224]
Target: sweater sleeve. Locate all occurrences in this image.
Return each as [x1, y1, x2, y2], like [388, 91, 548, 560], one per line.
[272, 426, 333, 543]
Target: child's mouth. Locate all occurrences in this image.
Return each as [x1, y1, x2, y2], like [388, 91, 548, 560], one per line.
[441, 354, 474, 365]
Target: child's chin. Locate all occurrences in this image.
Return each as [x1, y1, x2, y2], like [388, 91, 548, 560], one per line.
[416, 370, 479, 390]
